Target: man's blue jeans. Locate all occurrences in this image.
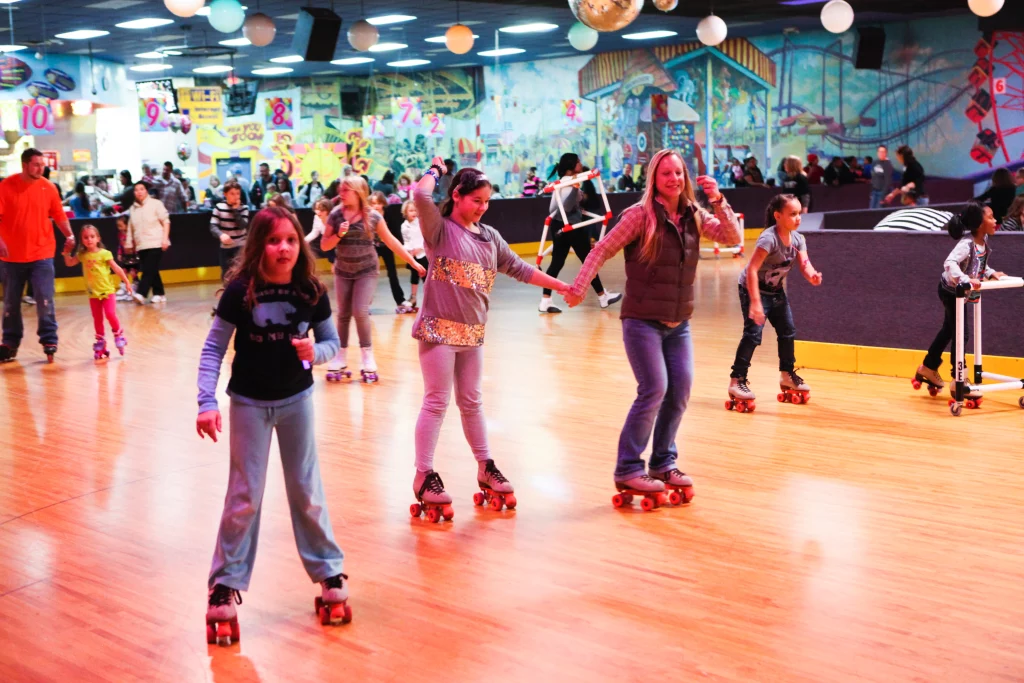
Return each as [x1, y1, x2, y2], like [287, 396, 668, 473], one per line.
[2, 258, 57, 348]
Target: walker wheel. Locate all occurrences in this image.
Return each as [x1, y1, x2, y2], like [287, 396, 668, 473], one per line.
[504, 494, 517, 510]
[489, 496, 504, 512]
[409, 503, 422, 517]
[640, 497, 656, 512]
[473, 492, 485, 506]
[950, 403, 963, 417]
[612, 493, 625, 508]
[1018, 396, 1024, 409]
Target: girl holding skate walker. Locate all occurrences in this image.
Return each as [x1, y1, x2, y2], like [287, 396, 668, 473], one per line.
[726, 194, 823, 412]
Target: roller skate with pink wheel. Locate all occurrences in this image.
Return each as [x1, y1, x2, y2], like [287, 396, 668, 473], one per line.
[395, 298, 418, 314]
[778, 370, 810, 405]
[43, 344, 57, 363]
[205, 584, 241, 646]
[93, 337, 110, 361]
[650, 468, 695, 506]
[360, 347, 379, 384]
[473, 459, 516, 511]
[0, 344, 17, 363]
[725, 376, 756, 413]
[911, 364, 944, 397]
[410, 470, 454, 523]
[611, 474, 667, 512]
[113, 330, 127, 356]
[326, 349, 351, 382]
[315, 574, 352, 626]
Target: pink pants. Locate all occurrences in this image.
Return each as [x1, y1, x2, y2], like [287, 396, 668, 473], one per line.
[90, 296, 122, 337]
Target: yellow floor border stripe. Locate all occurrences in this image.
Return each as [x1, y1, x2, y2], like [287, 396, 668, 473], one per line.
[796, 340, 1024, 381]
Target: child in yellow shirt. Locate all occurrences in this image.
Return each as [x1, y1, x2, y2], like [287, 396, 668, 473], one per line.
[63, 225, 134, 359]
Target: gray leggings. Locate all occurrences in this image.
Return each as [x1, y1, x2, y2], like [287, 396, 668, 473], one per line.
[334, 273, 376, 348]
[415, 341, 490, 471]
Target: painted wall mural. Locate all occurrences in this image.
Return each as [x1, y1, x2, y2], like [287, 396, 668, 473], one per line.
[192, 16, 1023, 199]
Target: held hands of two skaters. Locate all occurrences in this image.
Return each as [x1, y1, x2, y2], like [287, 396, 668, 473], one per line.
[197, 339, 315, 441]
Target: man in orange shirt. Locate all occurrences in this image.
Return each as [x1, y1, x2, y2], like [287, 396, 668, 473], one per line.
[0, 148, 74, 362]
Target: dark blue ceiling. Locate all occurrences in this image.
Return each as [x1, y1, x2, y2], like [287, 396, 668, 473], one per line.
[4, 0, 971, 79]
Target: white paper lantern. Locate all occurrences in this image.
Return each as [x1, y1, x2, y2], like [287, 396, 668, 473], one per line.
[243, 12, 277, 47]
[348, 19, 379, 52]
[820, 0, 854, 34]
[968, 0, 1004, 18]
[568, 22, 598, 51]
[696, 15, 727, 47]
[164, 0, 205, 18]
[208, 0, 245, 34]
[445, 24, 475, 55]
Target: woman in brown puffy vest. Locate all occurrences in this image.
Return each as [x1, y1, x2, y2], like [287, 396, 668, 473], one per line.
[564, 149, 741, 506]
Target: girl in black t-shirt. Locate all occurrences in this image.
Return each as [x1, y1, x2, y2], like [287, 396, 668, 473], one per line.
[196, 206, 351, 644]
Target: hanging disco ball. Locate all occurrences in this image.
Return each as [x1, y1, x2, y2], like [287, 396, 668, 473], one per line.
[568, 0, 643, 33]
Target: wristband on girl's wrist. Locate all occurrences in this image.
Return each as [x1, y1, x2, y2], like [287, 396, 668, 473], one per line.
[426, 168, 441, 182]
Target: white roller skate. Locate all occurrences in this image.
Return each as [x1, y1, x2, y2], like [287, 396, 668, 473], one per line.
[326, 348, 351, 382]
[474, 459, 516, 511]
[206, 584, 242, 646]
[410, 469, 454, 523]
[650, 468, 695, 505]
[726, 376, 756, 413]
[315, 574, 352, 626]
[779, 370, 810, 405]
[360, 347, 378, 383]
[612, 474, 667, 512]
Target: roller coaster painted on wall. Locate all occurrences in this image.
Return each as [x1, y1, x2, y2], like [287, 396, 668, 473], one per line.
[766, 37, 981, 155]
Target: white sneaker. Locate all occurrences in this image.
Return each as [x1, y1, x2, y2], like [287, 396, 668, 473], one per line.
[132, 293, 147, 305]
[599, 291, 623, 309]
[21, 296, 36, 306]
[327, 349, 347, 372]
[538, 296, 562, 314]
[151, 295, 167, 303]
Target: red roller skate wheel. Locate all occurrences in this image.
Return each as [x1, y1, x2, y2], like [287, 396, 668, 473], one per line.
[640, 497, 656, 512]
[472, 492, 485, 506]
[489, 496, 504, 512]
[505, 494, 517, 510]
[622, 493, 634, 505]
[928, 386, 939, 397]
[612, 493, 625, 508]
[966, 399, 977, 409]
[206, 624, 216, 645]
[409, 503, 422, 517]
[777, 393, 787, 403]
[425, 508, 441, 523]
[668, 490, 682, 506]
[791, 393, 804, 405]
[725, 400, 734, 411]
[442, 505, 454, 521]
[911, 379, 922, 390]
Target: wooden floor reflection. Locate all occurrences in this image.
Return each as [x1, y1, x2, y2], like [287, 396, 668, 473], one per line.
[1, 252, 1023, 682]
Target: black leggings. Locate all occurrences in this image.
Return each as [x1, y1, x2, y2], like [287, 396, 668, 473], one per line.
[542, 228, 604, 296]
[136, 248, 165, 298]
[376, 243, 405, 305]
[924, 282, 969, 378]
[408, 256, 429, 285]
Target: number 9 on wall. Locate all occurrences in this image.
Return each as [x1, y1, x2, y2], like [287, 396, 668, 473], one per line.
[19, 99, 55, 136]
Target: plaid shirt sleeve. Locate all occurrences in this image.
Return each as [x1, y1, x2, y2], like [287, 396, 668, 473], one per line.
[697, 198, 742, 244]
[568, 206, 645, 298]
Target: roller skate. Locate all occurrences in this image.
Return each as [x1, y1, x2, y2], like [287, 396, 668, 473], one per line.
[725, 376, 756, 413]
[92, 337, 110, 361]
[911, 365, 944, 397]
[314, 574, 352, 626]
[43, 344, 57, 364]
[395, 298, 418, 314]
[410, 470, 454, 523]
[326, 348, 351, 382]
[360, 347, 378, 384]
[473, 459, 516, 511]
[113, 330, 127, 356]
[778, 370, 810, 405]
[0, 344, 17, 364]
[205, 584, 241, 646]
[650, 468, 695, 506]
[611, 474, 667, 512]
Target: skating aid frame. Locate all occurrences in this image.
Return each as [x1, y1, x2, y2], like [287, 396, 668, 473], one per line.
[535, 169, 613, 267]
[951, 276, 1024, 416]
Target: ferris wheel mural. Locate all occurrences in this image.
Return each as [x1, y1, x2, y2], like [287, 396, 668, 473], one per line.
[968, 32, 1024, 166]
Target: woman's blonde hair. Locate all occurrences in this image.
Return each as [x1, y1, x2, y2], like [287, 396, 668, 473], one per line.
[784, 155, 803, 175]
[635, 149, 696, 264]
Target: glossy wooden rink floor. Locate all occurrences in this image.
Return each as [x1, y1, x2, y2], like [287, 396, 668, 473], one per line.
[2, 252, 1023, 683]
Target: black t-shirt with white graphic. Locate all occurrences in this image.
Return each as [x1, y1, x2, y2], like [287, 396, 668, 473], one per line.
[216, 278, 331, 401]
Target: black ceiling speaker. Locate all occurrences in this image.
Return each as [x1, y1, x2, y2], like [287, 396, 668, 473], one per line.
[855, 27, 886, 70]
[292, 7, 342, 62]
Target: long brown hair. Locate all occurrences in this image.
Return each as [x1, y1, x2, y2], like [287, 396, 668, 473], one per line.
[440, 167, 491, 217]
[225, 206, 325, 308]
[636, 149, 696, 264]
